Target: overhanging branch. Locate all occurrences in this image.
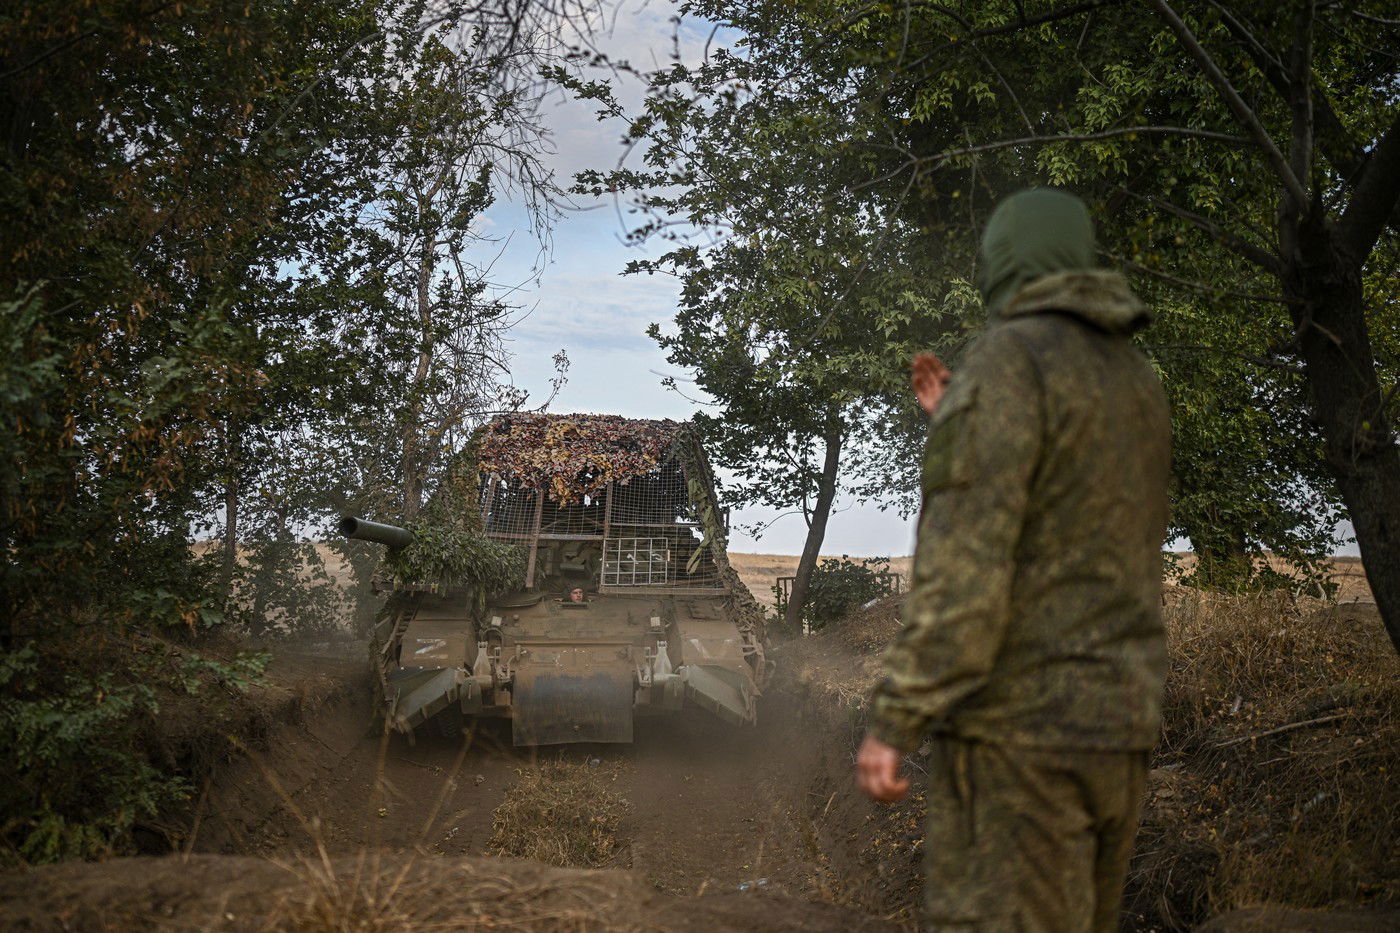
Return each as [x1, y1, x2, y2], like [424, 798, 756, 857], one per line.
[1120, 188, 1284, 275]
[899, 0, 1127, 72]
[1338, 110, 1400, 261]
[1148, 0, 1312, 211]
[905, 124, 1249, 167]
[1111, 253, 1287, 304]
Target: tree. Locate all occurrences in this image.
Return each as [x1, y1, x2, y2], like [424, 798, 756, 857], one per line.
[573, 35, 958, 627]
[0, 0, 587, 858]
[644, 213, 954, 630]
[596, 0, 1398, 644]
[364, 20, 563, 521]
[0, 0, 398, 638]
[838, 0, 1400, 645]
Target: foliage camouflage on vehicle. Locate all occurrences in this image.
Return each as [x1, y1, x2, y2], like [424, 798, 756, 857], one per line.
[475, 412, 682, 505]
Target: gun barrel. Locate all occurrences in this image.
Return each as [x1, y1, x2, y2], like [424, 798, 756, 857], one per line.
[338, 515, 414, 549]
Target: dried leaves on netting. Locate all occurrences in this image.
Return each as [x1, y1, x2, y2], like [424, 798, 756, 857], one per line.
[475, 413, 682, 505]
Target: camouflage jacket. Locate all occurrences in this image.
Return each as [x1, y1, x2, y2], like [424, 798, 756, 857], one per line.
[869, 270, 1171, 752]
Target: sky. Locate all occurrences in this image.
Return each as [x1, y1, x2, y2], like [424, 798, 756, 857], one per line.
[466, 2, 1358, 560]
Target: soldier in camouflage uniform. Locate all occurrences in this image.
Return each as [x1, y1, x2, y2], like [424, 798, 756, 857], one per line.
[856, 188, 1171, 932]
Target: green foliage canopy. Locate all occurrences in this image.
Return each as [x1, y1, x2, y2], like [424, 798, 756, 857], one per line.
[589, 0, 1400, 602]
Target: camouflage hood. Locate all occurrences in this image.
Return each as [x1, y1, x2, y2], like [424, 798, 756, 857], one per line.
[976, 188, 1150, 334]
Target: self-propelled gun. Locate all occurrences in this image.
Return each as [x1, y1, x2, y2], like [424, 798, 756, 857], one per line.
[344, 413, 770, 744]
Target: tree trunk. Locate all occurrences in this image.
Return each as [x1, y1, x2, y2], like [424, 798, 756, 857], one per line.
[402, 227, 436, 521]
[221, 420, 240, 617]
[1286, 223, 1400, 655]
[784, 421, 843, 632]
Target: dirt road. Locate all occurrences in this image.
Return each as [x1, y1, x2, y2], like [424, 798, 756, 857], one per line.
[0, 637, 907, 931]
[191, 655, 904, 919]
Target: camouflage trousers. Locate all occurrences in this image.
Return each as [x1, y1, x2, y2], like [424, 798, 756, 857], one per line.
[921, 738, 1148, 933]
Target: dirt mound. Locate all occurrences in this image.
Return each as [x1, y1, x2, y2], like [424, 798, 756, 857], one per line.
[773, 593, 902, 714]
[1127, 593, 1400, 928]
[0, 852, 893, 932]
[488, 757, 629, 868]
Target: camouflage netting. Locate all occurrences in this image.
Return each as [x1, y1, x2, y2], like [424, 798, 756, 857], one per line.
[476, 412, 681, 504]
[670, 424, 768, 639]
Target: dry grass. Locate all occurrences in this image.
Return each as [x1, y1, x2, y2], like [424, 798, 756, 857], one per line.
[275, 852, 640, 932]
[1127, 592, 1400, 929]
[487, 757, 629, 869]
[781, 585, 1399, 930]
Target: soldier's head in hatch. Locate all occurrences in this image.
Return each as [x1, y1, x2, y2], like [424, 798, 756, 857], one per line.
[569, 586, 586, 603]
[975, 188, 1097, 316]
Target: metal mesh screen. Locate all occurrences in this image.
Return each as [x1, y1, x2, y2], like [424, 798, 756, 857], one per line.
[479, 456, 722, 592]
[609, 467, 695, 529]
[601, 537, 670, 586]
[479, 476, 540, 540]
[602, 524, 720, 591]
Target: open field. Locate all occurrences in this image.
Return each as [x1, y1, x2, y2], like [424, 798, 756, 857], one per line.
[212, 542, 1371, 616]
[727, 553, 914, 610]
[728, 552, 1374, 610]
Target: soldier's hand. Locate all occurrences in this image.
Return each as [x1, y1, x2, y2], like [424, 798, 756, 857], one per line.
[856, 735, 910, 803]
[911, 352, 951, 416]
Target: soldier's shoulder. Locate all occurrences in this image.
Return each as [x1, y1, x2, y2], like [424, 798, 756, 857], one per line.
[959, 319, 1049, 378]
[987, 311, 1082, 347]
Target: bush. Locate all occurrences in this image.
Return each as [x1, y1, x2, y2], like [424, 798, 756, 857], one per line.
[774, 556, 898, 631]
[0, 635, 270, 866]
[0, 644, 187, 865]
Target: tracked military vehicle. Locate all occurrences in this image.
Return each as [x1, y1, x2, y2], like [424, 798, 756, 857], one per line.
[342, 413, 770, 745]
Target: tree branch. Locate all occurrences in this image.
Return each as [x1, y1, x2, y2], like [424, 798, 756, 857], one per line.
[899, 0, 1127, 72]
[1345, 10, 1400, 27]
[1147, 343, 1305, 375]
[1121, 189, 1284, 275]
[1338, 110, 1400, 261]
[1148, 0, 1311, 211]
[1111, 253, 1288, 304]
[924, 0, 1125, 42]
[1213, 2, 1367, 191]
[1214, 713, 1347, 748]
[1206, 1, 1286, 77]
[1286, 1, 1316, 188]
[905, 124, 1250, 168]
